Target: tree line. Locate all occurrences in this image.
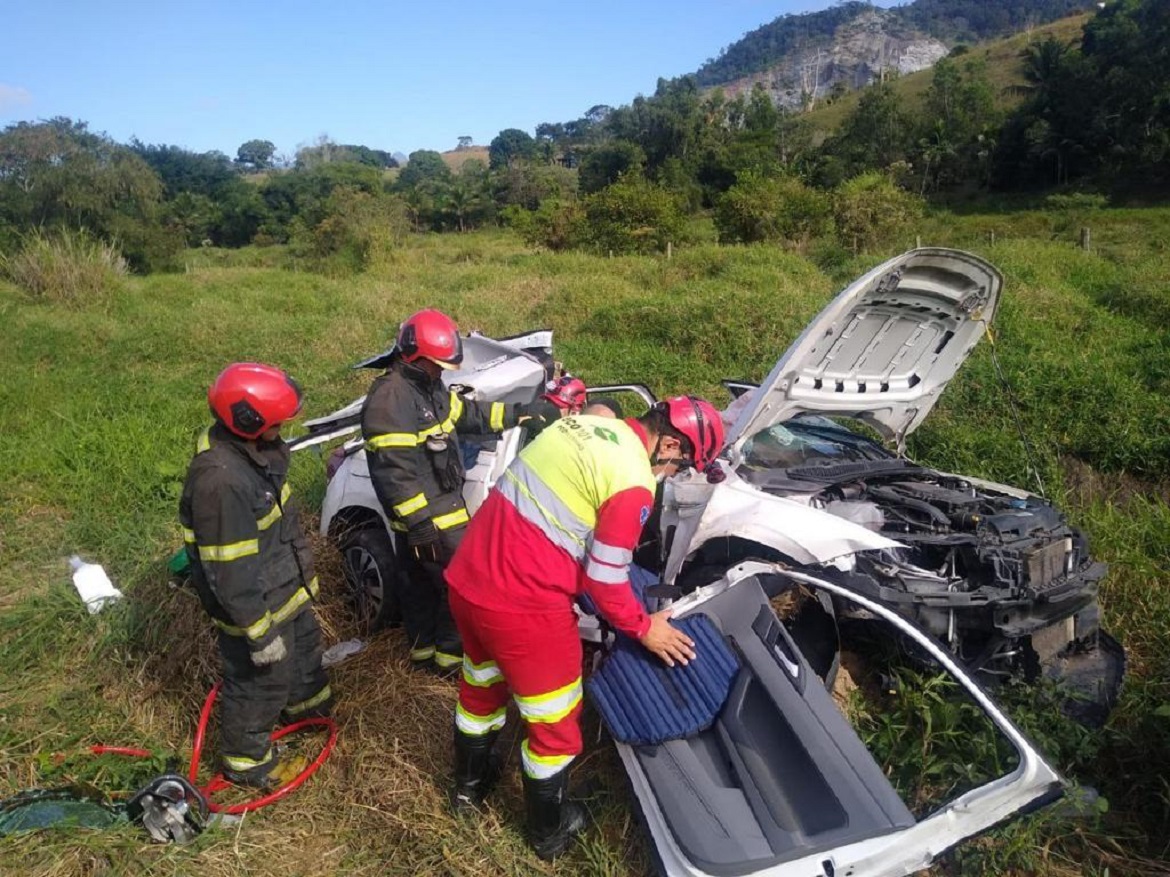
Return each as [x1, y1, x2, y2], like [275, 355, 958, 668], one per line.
[0, 0, 1164, 274]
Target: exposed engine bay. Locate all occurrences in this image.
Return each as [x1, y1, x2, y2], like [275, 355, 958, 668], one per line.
[668, 415, 1123, 725]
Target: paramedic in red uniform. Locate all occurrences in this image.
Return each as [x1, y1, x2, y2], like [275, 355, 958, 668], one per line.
[444, 396, 725, 860]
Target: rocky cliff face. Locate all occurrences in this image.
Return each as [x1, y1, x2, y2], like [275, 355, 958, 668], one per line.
[717, 9, 948, 110]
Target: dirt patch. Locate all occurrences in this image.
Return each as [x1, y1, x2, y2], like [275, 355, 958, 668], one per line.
[1061, 455, 1170, 508]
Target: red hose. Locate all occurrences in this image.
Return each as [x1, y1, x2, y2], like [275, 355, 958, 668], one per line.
[90, 745, 153, 757]
[188, 681, 338, 814]
[94, 680, 337, 815]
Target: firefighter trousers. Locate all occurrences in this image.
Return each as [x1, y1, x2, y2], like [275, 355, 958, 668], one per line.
[395, 525, 464, 669]
[450, 589, 583, 780]
[218, 607, 333, 780]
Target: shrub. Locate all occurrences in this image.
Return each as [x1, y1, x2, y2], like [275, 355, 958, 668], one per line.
[289, 187, 411, 275]
[1, 228, 127, 304]
[714, 172, 834, 245]
[833, 172, 924, 253]
[1045, 191, 1108, 237]
[508, 199, 586, 252]
[579, 177, 686, 256]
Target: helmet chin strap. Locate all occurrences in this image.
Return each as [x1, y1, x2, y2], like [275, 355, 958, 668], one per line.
[651, 436, 692, 480]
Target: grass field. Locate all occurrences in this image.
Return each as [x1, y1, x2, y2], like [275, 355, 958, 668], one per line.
[1, 213, 1168, 876]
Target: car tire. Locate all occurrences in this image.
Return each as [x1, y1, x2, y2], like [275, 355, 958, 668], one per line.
[339, 526, 402, 631]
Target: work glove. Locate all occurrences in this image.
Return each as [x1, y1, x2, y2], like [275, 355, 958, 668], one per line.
[251, 634, 288, 667]
[517, 398, 561, 438]
[407, 518, 440, 563]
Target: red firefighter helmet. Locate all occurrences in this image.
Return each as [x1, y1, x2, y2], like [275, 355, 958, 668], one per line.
[208, 363, 304, 440]
[396, 309, 463, 370]
[661, 395, 725, 472]
[542, 375, 588, 414]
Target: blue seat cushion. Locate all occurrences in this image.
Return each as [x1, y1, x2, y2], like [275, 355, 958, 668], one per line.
[586, 613, 740, 746]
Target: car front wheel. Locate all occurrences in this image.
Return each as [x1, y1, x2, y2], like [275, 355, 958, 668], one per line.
[339, 526, 402, 631]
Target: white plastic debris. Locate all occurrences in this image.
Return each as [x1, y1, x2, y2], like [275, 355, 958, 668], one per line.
[321, 638, 366, 668]
[69, 555, 124, 613]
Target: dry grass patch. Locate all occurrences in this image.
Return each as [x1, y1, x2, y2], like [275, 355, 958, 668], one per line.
[2, 229, 128, 306]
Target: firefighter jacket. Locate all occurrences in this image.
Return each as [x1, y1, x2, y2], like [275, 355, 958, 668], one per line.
[445, 415, 657, 640]
[361, 357, 521, 533]
[179, 423, 318, 650]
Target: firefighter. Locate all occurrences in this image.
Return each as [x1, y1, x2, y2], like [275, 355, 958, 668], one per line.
[361, 309, 558, 674]
[179, 363, 332, 788]
[444, 395, 724, 860]
[541, 374, 588, 416]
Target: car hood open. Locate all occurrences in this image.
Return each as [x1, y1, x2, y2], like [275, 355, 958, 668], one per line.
[725, 248, 1002, 457]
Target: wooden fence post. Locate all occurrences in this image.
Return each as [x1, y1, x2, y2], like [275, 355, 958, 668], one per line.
[1080, 227, 1091, 251]
[989, 230, 996, 246]
[666, 242, 673, 260]
[915, 235, 922, 249]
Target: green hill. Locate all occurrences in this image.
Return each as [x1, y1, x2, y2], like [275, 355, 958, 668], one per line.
[694, 0, 1096, 88]
[798, 13, 1091, 142]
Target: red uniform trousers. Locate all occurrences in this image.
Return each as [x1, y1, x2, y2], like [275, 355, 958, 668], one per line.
[450, 589, 583, 780]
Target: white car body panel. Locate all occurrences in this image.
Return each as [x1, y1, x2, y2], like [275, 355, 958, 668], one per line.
[626, 562, 1064, 877]
[726, 249, 1002, 458]
[661, 468, 904, 584]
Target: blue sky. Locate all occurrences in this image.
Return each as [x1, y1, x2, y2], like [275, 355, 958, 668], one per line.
[2, 1, 895, 159]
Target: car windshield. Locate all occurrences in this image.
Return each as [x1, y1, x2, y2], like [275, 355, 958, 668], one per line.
[741, 415, 894, 470]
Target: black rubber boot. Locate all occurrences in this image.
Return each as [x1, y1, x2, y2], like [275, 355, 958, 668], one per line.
[450, 729, 500, 815]
[523, 769, 588, 861]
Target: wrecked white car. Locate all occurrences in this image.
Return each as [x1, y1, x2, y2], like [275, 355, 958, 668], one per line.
[651, 248, 1122, 726]
[290, 329, 653, 629]
[295, 248, 1120, 875]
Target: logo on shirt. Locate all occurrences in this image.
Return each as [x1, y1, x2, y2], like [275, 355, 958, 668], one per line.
[593, 426, 618, 444]
[639, 505, 651, 525]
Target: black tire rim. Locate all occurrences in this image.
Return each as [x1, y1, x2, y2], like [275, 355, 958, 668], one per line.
[343, 544, 384, 624]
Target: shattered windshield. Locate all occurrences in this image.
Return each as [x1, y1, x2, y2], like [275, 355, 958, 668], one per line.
[741, 415, 895, 470]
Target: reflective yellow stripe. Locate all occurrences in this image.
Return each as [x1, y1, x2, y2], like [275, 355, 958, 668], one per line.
[411, 646, 436, 661]
[393, 493, 429, 517]
[433, 508, 470, 530]
[224, 748, 273, 772]
[448, 392, 464, 428]
[256, 506, 281, 530]
[489, 401, 506, 431]
[214, 578, 316, 639]
[286, 684, 332, 715]
[270, 579, 317, 626]
[196, 427, 212, 454]
[521, 740, 574, 779]
[389, 519, 408, 532]
[515, 677, 583, 724]
[256, 483, 291, 530]
[434, 650, 462, 669]
[463, 656, 505, 688]
[456, 703, 507, 736]
[198, 539, 260, 562]
[214, 610, 273, 641]
[365, 432, 421, 450]
[182, 527, 196, 544]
